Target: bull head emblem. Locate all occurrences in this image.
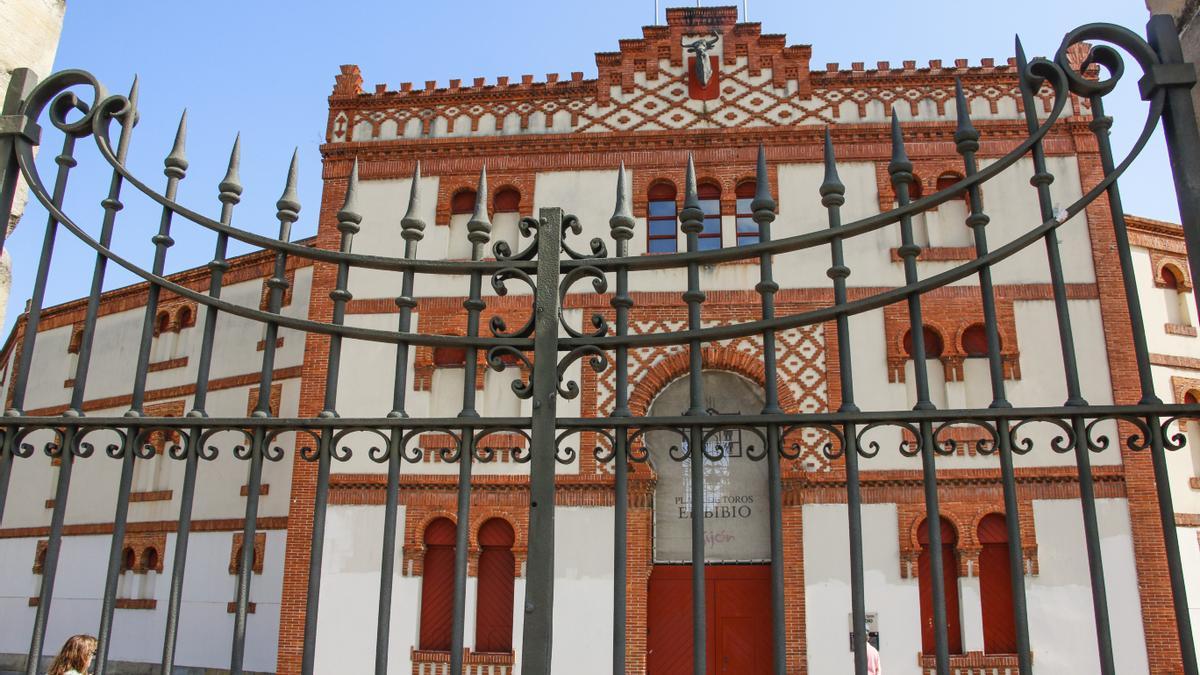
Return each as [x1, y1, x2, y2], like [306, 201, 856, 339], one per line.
[684, 30, 722, 89]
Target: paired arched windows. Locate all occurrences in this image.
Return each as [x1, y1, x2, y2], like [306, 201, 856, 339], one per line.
[418, 517, 516, 654]
[645, 178, 765, 253]
[917, 517, 962, 655]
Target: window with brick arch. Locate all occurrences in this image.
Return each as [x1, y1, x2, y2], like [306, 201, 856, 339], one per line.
[451, 189, 477, 215]
[491, 187, 522, 262]
[934, 171, 974, 247]
[918, 517, 962, 655]
[961, 323, 996, 409]
[475, 518, 516, 652]
[647, 181, 678, 254]
[1162, 265, 1193, 326]
[978, 513, 1017, 654]
[902, 175, 930, 247]
[1186, 391, 1200, 479]
[735, 180, 759, 246]
[493, 187, 520, 213]
[431, 346, 468, 418]
[903, 326, 948, 408]
[419, 518, 457, 651]
[936, 172, 968, 202]
[697, 181, 722, 250]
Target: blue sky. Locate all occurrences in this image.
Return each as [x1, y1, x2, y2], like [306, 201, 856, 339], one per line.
[4, 0, 1172, 335]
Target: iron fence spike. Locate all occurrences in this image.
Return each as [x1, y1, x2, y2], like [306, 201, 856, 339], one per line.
[888, 110, 913, 177]
[401, 161, 425, 236]
[218, 134, 243, 199]
[337, 158, 362, 226]
[164, 110, 189, 175]
[276, 149, 301, 222]
[683, 153, 700, 211]
[820, 128, 845, 197]
[467, 164, 491, 240]
[752, 144, 776, 212]
[610, 162, 635, 237]
[954, 78, 980, 146]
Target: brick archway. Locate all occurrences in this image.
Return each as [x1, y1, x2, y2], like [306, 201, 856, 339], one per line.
[628, 345, 798, 419]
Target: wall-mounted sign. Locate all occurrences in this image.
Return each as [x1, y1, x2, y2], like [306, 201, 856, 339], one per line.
[649, 372, 769, 563]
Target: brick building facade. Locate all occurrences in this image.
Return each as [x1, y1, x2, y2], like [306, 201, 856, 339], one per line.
[1, 6, 1198, 674]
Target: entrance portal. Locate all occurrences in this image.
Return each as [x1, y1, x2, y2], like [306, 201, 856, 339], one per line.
[647, 565, 773, 674]
[645, 372, 773, 672]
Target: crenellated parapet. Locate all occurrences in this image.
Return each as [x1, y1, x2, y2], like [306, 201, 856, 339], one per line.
[324, 5, 1078, 146]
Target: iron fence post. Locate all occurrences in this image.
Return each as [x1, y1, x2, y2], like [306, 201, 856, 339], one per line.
[521, 207, 563, 675]
[1146, 15, 1200, 318]
[0, 68, 38, 258]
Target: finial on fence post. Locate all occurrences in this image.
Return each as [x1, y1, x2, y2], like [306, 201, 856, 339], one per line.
[218, 135, 243, 204]
[401, 161, 426, 240]
[680, 153, 703, 234]
[888, 111, 913, 185]
[276, 149, 301, 226]
[337, 158, 362, 234]
[820, 129, 845, 205]
[953, 79, 979, 151]
[609, 163, 634, 241]
[164, 110, 189, 179]
[467, 165, 491, 247]
[751, 144, 775, 214]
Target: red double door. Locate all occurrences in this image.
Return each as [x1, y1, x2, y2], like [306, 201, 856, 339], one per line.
[647, 564, 773, 674]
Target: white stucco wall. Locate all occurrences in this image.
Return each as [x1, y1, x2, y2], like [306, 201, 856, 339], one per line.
[803, 499, 1149, 675]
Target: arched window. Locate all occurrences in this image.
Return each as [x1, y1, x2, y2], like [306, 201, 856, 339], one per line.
[432, 346, 467, 367]
[493, 188, 520, 213]
[962, 324, 991, 358]
[918, 517, 962, 655]
[907, 176, 924, 201]
[475, 519, 516, 653]
[903, 326, 945, 360]
[903, 326, 947, 407]
[155, 311, 170, 336]
[177, 306, 192, 330]
[936, 172, 967, 201]
[141, 547, 159, 574]
[961, 324, 995, 408]
[697, 181, 722, 250]
[121, 547, 136, 573]
[451, 189, 477, 215]
[1162, 265, 1192, 326]
[978, 514, 1017, 654]
[1186, 391, 1200, 479]
[735, 180, 759, 246]
[419, 518, 457, 651]
[647, 182, 678, 253]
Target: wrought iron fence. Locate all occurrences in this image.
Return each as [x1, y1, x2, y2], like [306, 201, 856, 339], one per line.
[0, 14, 1199, 675]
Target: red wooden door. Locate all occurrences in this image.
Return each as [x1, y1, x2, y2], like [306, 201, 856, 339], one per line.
[918, 518, 962, 655]
[476, 519, 516, 652]
[647, 565, 771, 674]
[419, 518, 457, 650]
[978, 514, 1016, 653]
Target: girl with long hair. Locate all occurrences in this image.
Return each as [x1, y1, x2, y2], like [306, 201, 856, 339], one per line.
[46, 634, 96, 675]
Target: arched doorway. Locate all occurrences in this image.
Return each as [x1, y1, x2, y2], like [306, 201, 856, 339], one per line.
[645, 371, 773, 674]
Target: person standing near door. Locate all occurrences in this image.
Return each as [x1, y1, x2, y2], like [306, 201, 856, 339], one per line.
[866, 641, 882, 675]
